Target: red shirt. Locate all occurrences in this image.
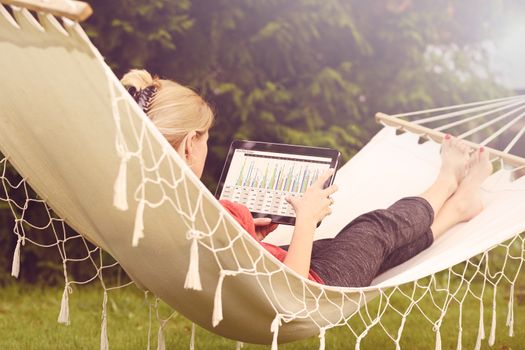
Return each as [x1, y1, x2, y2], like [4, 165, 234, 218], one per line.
[220, 200, 324, 284]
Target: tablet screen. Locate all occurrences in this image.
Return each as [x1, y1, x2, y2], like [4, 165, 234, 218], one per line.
[216, 141, 340, 225]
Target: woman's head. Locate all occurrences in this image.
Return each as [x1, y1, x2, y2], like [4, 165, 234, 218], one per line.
[121, 69, 214, 178]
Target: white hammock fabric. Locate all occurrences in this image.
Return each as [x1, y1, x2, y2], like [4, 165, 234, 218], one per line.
[1, 4, 525, 349]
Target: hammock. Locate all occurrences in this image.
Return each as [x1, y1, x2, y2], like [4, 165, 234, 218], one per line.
[1, 2, 525, 349]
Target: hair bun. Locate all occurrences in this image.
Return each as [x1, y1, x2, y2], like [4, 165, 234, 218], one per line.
[121, 69, 159, 90]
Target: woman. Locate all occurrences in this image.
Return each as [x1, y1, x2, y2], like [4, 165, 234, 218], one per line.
[122, 69, 492, 287]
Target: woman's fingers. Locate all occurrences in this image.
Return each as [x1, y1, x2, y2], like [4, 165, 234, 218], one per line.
[322, 184, 338, 196]
[312, 168, 335, 188]
[285, 195, 297, 208]
[286, 168, 337, 223]
[253, 217, 272, 226]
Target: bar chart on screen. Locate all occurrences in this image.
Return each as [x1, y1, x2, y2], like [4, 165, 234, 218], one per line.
[220, 149, 332, 217]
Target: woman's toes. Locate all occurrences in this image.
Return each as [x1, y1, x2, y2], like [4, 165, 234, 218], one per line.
[480, 148, 493, 174]
[480, 147, 488, 159]
[442, 136, 451, 151]
[470, 150, 479, 164]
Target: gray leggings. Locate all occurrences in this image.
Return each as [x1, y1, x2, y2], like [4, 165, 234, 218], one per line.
[283, 197, 435, 287]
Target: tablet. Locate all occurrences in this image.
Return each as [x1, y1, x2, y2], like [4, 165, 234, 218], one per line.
[215, 140, 340, 225]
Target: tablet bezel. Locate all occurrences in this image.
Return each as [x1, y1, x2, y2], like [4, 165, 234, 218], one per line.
[215, 140, 341, 225]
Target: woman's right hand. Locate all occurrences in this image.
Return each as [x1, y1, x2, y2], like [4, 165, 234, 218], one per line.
[285, 169, 338, 225]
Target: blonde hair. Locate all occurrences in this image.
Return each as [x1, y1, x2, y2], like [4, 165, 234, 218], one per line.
[121, 69, 214, 149]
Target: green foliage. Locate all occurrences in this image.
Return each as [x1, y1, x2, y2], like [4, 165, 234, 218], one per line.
[84, 0, 193, 72]
[0, 154, 126, 286]
[1, 0, 514, 283]
[84, 0, 509, 190]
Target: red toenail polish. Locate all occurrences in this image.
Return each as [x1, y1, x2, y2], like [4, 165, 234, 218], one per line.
[445, 134, 450, 140]
[480, 147, 484, 152]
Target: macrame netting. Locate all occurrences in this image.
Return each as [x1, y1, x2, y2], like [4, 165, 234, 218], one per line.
[1, 3, 525, 349]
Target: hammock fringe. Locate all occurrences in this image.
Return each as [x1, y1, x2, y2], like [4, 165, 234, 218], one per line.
[100, 291, 109, 350]
[132, 200, 145, 247]
[489, 287, 497, 346]
[506, 284, 514, 337]
[11, 237, 21, 278]
[184, 230, 203, 291]
[157, 324, 165, 350]
[113, 156, 129, 211]
[57, 283, 71, 325]
[271, 314, 282, 350]
[318, 327, 326, 350]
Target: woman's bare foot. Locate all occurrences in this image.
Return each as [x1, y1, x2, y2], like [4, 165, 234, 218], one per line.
[430, 148, 493, 238]
[449, 147, 493, 220]
[417, 135, 472, 216]
[439, 135, 471, 191]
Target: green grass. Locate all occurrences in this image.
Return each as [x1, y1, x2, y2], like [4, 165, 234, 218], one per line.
[0, 277, 524, 350]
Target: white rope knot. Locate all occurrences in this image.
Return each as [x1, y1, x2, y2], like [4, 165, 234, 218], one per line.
[212, 270, 238, 327]
[186, 229, 205, 240]
[433, 319, 443, 350]
[184, 229, 206, 291]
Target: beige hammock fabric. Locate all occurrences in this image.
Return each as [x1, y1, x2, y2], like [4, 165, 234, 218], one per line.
[1, 4, 525, 349]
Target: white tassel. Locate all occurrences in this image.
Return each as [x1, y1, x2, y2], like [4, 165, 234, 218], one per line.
[147, 299, 153, 350]
[184, 230, 202, 291]
[474, 301, 484, 350]
[434, 329, 441, 350]
[212, 272, 227, 327]
[212, 271, 237, 327]
[488, 287, 497, 346]
[318, 327, 326, 350]
[395, 316, 406, 350]
[479, 301, 485, 339]
[132, 200, 145, 247]
[271, 315, 281, 350]
[507, 284, 514, 337]
[11, 237, 21, 278]
[236, 341, 244, 350]
[113, 156, 129, 211]
[190, 323, 196, 350]
[355, 336, 362, 350]
[157, 324, 165, 350]
[57, 284, 72, 325]
[100, 292, 109, 350]
[456, 307, 463, 350]
[355, 324, 369, 350]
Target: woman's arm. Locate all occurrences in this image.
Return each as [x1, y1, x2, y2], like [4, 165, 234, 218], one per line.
[284, 169, 338, 278]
